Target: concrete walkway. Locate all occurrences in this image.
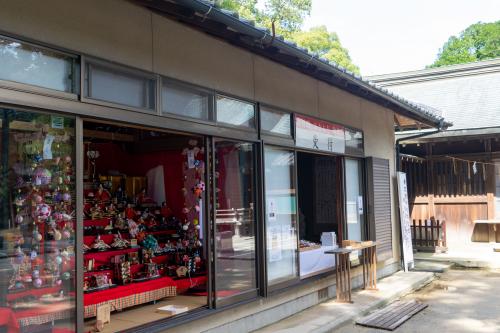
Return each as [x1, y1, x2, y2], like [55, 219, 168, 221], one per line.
[253, 270, 435, 333]
[415, 249, 500, 268]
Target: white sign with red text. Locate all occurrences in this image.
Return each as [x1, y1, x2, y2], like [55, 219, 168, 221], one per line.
[296, 115, 345, 154]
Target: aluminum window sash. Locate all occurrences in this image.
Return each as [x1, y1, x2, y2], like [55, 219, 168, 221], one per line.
[75, 116, 84, 333]
[0, 79, 78, 100]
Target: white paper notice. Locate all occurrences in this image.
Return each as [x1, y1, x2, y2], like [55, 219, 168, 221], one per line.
[43, 134, 55, 160]
[268, 225, 282, 262]
[268, 198, 277, 221]
[357, 196, 364, 215]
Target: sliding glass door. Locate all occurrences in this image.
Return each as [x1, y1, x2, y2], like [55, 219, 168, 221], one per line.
[345, 158, 365, 241]
[264, 147, 298, 287]
[213, 139, 258, 304]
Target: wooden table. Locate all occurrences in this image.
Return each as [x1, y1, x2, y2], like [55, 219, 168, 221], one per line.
[473, 220, 500, 243]
[325, 242, 377, 303]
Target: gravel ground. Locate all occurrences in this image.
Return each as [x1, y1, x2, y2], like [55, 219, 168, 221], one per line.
[334, 268, 500, 333]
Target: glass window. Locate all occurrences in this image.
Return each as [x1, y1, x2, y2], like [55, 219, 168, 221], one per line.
[85, 63, 155, 110]
[345, 159, 365, 241]
[216, 96, 255, 128]
[260, 107, 292, 136]
[0, 36, 78, 93]
[345, 128, 364, 155]
[0, 108, 76, 332]
[264, 147, 298, 285]
[82, 122, 207, 331]
[162, 81, 212, 120]
[214, 140, 257, 300]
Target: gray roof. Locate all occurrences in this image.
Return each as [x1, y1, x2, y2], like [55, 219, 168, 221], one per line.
[369, 58, 500, 131]
[136, 0, 447, 130]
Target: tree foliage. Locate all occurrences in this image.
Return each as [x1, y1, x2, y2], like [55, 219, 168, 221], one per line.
[216, 0, 360, 73]
[430, 21, 500, 68]
[292, 26, 359, 74]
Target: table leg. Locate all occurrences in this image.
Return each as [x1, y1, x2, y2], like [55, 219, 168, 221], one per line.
[347, 253, 352, 303]
[362, 248, 367, 289]
[335, 253, 340, 301]
[373, 247, 377, 289]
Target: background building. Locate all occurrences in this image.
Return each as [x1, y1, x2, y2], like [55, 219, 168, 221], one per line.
[370, 58, 500, 253]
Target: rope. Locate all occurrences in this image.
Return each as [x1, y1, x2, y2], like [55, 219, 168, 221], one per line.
[445, 155, 497, 167]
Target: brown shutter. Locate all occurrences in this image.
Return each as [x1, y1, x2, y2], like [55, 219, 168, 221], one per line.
[366, 157, 393, 260]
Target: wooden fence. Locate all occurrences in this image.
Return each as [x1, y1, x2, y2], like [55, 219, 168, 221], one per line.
[411, 219, 447, 252]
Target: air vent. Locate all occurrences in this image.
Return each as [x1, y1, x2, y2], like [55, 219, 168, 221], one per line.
[318, 287, 329, 302]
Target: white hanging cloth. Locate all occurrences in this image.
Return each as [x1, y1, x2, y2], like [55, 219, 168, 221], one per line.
[146, 165, 166, 205]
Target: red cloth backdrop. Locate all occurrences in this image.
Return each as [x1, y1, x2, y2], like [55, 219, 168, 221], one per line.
[90, 143, 186, 217]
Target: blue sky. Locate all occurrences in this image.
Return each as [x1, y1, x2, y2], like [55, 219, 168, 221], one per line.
[301, 0, 499, 76]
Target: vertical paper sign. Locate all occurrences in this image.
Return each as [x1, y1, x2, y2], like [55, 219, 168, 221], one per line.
[268, 198, 277, 221]
[397, 172, 414, 272]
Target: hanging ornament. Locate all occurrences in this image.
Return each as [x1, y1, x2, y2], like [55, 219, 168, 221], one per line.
[33, 278, 43, 288]
[33, 154, 43, 163]
[15, 197, 26, 207]
[62, 229, 71, 240]
[55, 256, 63, 265]
[64, 155, 72, 163]
[54, 229, 62, 241]
[62, 272, 71, 280]
[33, 193, 43, 204]
[15, 214, 24, 225]
[14, 248, 25, 265]
[32, 269, 40, 279]
[35, 203, 52, 220]
[30, 251, 38, 260]
[33, 167, 52, 186]
[62, 192, 71, 202]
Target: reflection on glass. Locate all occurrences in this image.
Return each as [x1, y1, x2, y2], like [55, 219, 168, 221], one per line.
[0, 109, 76, 332]
[216, 96, 255, 128]
[214, 140, 256, 300]
[86, 64, 155, 110]
[260, 108, 291, 136]
[346, 159, 364, 241]
[162, 81, 211, 120]
[264, 148, 298, 285]
[0, 37, 77, 93]
[345, 129, 363, 153]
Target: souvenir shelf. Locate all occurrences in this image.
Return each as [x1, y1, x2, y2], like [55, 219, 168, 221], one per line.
[81, 138, 208, 318]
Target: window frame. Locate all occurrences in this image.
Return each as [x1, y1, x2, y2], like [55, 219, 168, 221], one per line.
[82, 56, 159, 114]
[259, 104, 294, 139]
[0, 34, 79, 100]
[159, 76, 215, 125]
[215, 93, 257, 131]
